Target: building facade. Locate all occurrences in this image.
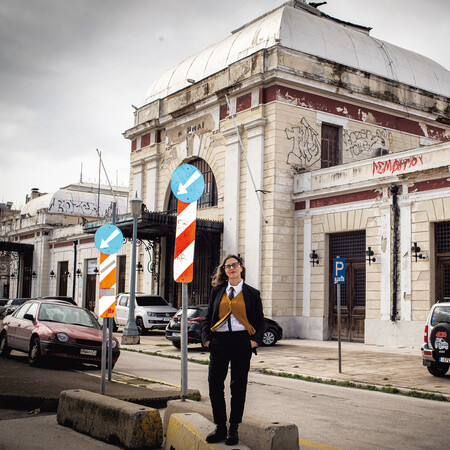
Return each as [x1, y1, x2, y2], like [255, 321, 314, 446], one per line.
[0, 184, 131, 315]
[123, 1, 448, 346]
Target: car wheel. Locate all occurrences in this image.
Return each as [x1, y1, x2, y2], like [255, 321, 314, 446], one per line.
[136, 318, 145, 335]
[262, 329, 277, 346]
[427, 361, 449, 377]
[0, 332, 11, 357]
[172, 341, 181, 350]
[28, 336, 42, 366]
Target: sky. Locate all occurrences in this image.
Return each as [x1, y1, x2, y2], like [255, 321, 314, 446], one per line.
[1, 0, 449, 209]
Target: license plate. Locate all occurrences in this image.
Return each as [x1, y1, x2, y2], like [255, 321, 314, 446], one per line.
[80, 349, 97, 356]
[163, 317, 169, 321]
[439, 357, 450, 363]
[172, 332, 180, 337]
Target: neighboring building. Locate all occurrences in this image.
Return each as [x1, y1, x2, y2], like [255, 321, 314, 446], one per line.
[0, 184, 129, 314]
[121, 0, 450, 347]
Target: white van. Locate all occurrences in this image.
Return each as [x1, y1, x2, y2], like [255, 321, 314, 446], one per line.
[115, 293, 177, 335]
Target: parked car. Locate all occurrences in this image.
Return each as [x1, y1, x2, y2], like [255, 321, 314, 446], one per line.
[0, 299, 120, 368]
[422, 301, 450, 376]
[2, 298, 32, 318]
[0, 299, 8, 319]
[39, 296, 77, 305]
[165, 304, 283, 349]
[114, 293, 177, 335]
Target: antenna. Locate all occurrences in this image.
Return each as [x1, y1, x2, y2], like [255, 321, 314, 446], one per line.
[80, 162, 83, 183]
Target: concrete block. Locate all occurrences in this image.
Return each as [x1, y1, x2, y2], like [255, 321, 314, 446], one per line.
[57, 389, 163, 449]
[164, 413, 250, 450]
[164, 400, 299, 450]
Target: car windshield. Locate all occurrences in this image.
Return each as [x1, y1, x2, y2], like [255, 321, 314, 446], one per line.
[431, 306, 450, 325]
[174, 308, 205, 319]
[38, 303, 100, 329]
[136, 296, 169, 307]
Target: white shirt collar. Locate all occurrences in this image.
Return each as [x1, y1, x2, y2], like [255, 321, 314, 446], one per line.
[227, 279, 243, 295]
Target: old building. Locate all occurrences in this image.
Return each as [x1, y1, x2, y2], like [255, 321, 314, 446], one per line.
[0, 184, 129, 313]
[122, 0, 449, 346]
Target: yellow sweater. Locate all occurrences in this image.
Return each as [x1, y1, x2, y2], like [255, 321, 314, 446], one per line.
[211, 291, 256, 335]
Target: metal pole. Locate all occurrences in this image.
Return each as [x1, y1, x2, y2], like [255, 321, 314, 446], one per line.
[336, 255, 342, 373]
[108, 202, 117, 381]
[337, 283, 342, 373]
[122, 210, 139, 344]
[101, 317, 107, 394]
[181, 282, 188, 401]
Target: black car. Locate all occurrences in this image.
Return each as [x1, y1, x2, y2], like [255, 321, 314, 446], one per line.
[165, 304, 283, 349]
[2, 298, 32, 318]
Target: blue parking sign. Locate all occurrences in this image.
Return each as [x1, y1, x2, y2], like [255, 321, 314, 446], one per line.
[333, 258, 346, 284]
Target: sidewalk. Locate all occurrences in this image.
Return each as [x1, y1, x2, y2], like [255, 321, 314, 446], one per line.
[121, 335, 450, 397]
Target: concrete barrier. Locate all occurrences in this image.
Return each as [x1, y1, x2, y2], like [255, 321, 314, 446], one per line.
[57, 389, 163, 449]
[165, 412, 251, 450]
[164, 400, 299, 450]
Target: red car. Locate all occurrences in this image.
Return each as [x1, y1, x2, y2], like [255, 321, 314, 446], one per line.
[0, 299, 120, 368]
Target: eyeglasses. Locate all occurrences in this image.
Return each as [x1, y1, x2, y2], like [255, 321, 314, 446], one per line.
[224, 262, 240, 270]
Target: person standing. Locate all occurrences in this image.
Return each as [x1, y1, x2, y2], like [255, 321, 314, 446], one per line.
[202, 254, 265, 446]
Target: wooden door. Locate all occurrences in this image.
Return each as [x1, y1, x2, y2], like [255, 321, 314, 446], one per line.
[329, 231, 366, 342]
[330, 262, 366, 341]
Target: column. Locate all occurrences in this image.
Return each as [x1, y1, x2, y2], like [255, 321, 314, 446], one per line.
[222, 128, 240, 255]
[131, 162, 144, 200]
[380, 202, 391, 320]
[400, 194, 412, 321]
[243, 118, 266, 289]
[302, 216, 312, 317]
[144, 155, 159, 212]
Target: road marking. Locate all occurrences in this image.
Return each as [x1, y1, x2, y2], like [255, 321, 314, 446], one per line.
[299, 438, 344, 450]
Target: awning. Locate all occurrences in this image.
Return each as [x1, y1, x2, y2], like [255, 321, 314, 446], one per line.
[83, 210, 223, 240]
[0, 241, 34, 254]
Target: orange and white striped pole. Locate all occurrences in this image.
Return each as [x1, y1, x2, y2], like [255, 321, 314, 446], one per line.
[174, 200, 197, 283]
[98, 252, 116, 318]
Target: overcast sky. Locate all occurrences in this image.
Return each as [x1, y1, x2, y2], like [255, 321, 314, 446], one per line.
[1, 0, 449, 209]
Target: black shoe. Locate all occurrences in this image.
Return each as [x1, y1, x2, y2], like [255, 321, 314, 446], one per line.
[225, 423, 239, 446]
[206, 424, 227, 443]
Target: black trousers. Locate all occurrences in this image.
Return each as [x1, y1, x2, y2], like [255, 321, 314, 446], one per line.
[208, 330, 252, 425]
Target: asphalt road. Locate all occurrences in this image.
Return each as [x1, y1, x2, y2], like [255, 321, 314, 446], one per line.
[115, 349, 449, 450]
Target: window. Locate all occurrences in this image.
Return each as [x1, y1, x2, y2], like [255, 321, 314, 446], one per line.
[321, 124, 341, 168]
[167, 158, 218, 213]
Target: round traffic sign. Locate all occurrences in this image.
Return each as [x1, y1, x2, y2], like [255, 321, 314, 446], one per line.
[94, 224, 124, 255]
[170, 164, 205, 203]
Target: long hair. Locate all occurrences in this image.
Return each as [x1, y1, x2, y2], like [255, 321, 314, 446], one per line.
[211, 254, 246, 287]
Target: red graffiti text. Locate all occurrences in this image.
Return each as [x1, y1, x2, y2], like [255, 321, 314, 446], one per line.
[373, 155, 423, 176]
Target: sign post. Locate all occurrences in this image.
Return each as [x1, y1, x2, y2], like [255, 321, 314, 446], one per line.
[333, 257, 346, 373]
[170, 165, 205, 401]
[95, 224, 123, 394]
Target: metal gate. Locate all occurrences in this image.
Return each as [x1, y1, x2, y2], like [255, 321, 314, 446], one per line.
[329, 231, 366, 341]
[164, 231, 220, 308]
[436, 222, 450, 302]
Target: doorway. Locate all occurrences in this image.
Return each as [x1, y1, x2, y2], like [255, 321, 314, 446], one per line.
[58, 261, 69, 296]
[329, 231, 366, 341]
[436, 221, 450, 302]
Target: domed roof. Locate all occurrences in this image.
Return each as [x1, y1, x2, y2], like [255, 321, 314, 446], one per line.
[144, 3, 450, 104]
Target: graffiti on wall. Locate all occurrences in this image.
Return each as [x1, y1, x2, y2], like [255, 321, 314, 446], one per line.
[343, 128, 392, 157]
[49, 198, 99, 217]
[372, 155, 424, 175]
[285, 117, 320, 170]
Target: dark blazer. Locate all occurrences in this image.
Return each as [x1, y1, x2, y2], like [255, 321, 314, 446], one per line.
[201, 282, 265, 347]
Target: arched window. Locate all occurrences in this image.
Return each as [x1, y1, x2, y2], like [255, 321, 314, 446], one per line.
[167, 158, 218, 213]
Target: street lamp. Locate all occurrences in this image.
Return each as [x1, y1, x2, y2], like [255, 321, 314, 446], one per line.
[122, 192, 143, 344]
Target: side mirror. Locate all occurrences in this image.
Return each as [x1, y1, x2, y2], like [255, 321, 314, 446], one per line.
[24, 313, 35, 321]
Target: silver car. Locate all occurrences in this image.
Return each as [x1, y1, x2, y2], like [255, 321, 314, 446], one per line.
[422, 301, 450, 376]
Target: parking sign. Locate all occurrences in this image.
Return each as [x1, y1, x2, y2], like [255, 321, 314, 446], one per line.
[333, 258, 346, 284]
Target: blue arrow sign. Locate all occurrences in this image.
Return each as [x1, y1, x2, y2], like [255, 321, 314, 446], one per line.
[170, 164, 205, 203]
[95, 224, 124, 255]
[333, 258, 346, 284]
